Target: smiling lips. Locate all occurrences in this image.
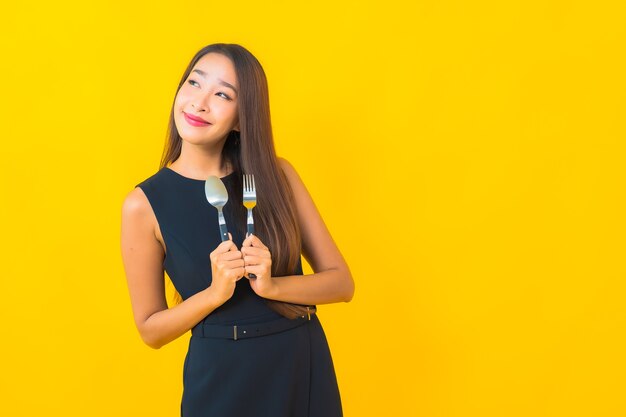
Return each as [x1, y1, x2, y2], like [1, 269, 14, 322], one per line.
[183, 112, 212, 127]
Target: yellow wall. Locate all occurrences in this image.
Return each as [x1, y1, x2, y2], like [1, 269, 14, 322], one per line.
[1, 1, 624, 416]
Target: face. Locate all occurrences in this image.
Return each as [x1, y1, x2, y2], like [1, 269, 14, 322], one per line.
[174, 53, 240, 146]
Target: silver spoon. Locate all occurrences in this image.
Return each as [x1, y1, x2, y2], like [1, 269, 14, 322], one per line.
[204, 176, 229, 241]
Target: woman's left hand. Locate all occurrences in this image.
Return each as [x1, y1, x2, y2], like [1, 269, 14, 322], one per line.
[241, 233, 275, 298]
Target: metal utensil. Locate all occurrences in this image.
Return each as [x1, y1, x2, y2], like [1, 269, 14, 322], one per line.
[204, 175, 229, 242]
[243, 173, 257, 278]
[243, 174, 257, 237]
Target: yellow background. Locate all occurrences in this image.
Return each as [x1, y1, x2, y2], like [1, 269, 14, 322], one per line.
[1, 1, 624, 416]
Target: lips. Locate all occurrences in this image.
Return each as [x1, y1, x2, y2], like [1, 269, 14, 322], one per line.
[183, 112, 212, 127]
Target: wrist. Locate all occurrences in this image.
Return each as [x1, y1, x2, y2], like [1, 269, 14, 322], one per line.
[204, 286, 225, 308]
[266, 277, 280, 300]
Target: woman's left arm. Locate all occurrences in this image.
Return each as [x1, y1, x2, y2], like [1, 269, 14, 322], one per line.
[267, 157, 355, 305]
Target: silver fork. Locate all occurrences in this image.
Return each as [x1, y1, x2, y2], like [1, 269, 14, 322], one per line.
[243, 173, 257, 278]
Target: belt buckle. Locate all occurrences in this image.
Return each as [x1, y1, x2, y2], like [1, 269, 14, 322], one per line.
[306, 306, 311, 321]
[233, 325, 238, 341]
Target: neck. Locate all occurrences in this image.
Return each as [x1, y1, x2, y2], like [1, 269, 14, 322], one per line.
[170, 140, 232, 178]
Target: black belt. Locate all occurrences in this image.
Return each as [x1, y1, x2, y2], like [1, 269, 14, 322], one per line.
[191, 313, 314, 341]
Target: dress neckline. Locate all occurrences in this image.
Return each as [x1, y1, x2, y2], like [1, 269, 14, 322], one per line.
[163, 167, 237, 182]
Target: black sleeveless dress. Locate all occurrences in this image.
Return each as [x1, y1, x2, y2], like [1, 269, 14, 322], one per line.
[135, 167, 343, 417]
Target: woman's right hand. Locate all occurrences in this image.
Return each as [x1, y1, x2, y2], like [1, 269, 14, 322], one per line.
[208, 233, 246, 305]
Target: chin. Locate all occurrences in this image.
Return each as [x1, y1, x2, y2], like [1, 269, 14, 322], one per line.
[179, 134, 212, 145]
[179, 131, 227, 146]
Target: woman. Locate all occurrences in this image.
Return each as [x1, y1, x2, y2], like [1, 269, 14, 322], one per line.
[120, 43, 354, 417]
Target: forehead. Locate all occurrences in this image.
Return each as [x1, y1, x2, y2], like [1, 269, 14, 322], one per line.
[192, 53, 238, 87]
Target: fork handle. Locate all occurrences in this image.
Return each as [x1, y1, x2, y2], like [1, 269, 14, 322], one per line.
[246, 223, 256, 279]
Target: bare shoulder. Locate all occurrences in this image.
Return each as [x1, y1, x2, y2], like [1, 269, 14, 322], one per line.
[277, 157, 313, 199]
[121, 186, 164, 249]
[277, 156, 299, 184]
[276, 156, 316, 219]
[276, 156, 313, 211]
[122, 187, 151, 218]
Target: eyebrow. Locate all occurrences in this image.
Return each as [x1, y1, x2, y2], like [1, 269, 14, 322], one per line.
[191, 69, 238, 95]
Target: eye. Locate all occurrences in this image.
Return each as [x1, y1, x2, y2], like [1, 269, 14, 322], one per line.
[188, 79, 200, 87]
[217, 92, 232, 100]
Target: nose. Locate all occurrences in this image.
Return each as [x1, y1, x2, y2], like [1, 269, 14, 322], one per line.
[191, 102, 206, 112]
[191, 89, 215, 110]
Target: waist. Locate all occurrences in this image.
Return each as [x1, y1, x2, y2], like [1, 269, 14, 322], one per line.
[191, 310, 316, 341]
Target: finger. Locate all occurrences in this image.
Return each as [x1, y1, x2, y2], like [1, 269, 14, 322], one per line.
[230, 266, 246, 280]
[243, 254, 266, 266]
[212, 244, 241, 262]
[211, 240, 237, 262]
[209, 250, 243, 264]
[248, 234, 268, 250]
[220, 234, 236, 250]
[227, 240, 239, 252]
[244, 264, 264, 276]
[241, 246, 271, 258]
[216, 258, 243, 272]
[222, 233, 238, 251]
[225, 258, 245, 268]
[242, 233, 253, 247]
[236, 266, 246, 280]
[220, 250, 244, 261]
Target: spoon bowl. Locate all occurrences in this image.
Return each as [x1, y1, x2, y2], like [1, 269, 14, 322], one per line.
[204, 176, 230, 241]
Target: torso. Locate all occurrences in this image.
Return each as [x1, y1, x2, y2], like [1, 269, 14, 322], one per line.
[149, 162, 235, 257]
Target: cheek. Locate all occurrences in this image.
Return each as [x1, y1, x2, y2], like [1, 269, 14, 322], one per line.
[217, 103, 238, 120]
[175, 85, 195, 105]
[174, 91, 186, 108]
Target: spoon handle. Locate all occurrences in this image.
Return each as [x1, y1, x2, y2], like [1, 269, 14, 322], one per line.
[218, 210, 229, 241]
[219, 223, 229, 242]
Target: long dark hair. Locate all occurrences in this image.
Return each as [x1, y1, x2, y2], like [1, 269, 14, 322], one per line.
[161, 43, 301, 305]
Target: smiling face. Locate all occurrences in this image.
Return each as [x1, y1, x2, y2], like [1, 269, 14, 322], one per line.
[173, 52, 240, 146]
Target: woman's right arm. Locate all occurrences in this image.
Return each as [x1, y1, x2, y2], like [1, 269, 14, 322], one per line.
[120, 187, 225, 349]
